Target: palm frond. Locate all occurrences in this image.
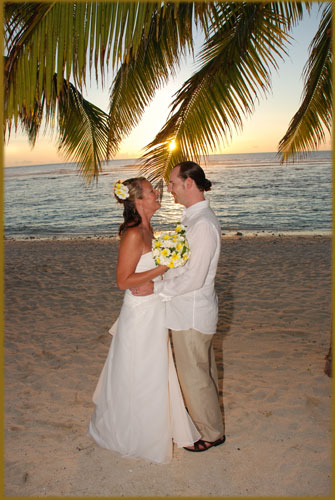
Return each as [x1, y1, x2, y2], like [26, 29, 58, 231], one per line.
[4, 2, 164, 132]
[4, 2, 171, 180]
[20, 74, 112, 181]
[55, 77, 112, 181]
[269, 1, 311, 29]
[140, 140, 189, 185]
[140, 2, 292, 184]
[107, 2, 201, 158]
[278, 3, 332, 161]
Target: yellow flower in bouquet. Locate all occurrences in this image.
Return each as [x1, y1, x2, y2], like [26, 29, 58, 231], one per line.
[152, 224, 190, 268]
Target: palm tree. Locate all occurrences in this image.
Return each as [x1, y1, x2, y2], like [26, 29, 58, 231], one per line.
[278, 2, 332, 162]
[4, 2, 332, 184]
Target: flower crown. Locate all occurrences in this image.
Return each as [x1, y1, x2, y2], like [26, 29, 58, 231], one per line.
[114, 180, 129, 200]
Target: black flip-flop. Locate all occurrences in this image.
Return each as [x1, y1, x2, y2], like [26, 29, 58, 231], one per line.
[184, 435, 226, 452]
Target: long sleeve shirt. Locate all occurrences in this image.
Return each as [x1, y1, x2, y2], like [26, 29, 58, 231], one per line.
[154, 200, 221, 334]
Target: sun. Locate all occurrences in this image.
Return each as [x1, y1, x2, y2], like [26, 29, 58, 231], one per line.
[168, 140, 176, 151]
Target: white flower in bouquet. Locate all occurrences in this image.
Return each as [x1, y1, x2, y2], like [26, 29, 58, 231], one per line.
[152, 224, 190, 268]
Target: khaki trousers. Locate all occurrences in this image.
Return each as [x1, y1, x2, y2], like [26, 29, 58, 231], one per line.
[171, 328, 224, 442]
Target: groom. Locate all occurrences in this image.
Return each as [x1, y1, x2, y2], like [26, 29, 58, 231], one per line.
[134, 161, 225, 452]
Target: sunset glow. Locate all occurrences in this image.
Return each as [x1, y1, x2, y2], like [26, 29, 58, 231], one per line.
[168, 140, 176, 152]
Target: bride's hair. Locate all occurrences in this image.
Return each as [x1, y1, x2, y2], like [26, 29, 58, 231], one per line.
[115, 177, 146, 236]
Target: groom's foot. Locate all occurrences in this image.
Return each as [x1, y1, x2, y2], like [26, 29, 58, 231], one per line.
[184, 436, 226, 452]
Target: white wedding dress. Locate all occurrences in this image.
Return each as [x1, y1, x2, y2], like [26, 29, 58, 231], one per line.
[88, 252, 200, 464]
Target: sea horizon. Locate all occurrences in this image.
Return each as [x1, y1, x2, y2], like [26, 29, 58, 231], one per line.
[5, 150, 332, 240]
[4, 148, 332, 171]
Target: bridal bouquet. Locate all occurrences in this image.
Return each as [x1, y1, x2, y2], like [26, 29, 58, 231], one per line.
[152, 223, 190, 268]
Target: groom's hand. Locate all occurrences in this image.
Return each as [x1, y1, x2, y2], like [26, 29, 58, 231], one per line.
[131, 281, 154, 296]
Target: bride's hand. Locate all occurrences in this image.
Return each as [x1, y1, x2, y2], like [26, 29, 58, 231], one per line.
[130, 267, 167, 296]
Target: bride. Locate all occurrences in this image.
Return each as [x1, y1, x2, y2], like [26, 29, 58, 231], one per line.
[88, 177, 200, 464]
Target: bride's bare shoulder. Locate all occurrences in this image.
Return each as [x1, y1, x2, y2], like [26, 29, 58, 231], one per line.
[120, 226, 143, 249]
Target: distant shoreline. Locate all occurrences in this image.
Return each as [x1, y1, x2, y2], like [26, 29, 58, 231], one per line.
[4, 231, 332, 242]
[4, 149, 332, 170]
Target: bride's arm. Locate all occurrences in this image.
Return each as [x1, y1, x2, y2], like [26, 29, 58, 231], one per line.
[116, 228, 167, 290]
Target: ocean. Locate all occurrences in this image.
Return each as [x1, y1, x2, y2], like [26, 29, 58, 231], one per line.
[4, 151, 332, 239]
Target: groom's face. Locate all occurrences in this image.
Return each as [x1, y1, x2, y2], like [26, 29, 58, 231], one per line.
[168, 167, 187, 206]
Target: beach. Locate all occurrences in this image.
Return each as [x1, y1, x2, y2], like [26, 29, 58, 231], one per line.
[4, 234, 333, 497]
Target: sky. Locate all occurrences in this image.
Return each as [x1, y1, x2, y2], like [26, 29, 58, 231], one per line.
[4, 4, 331, 168]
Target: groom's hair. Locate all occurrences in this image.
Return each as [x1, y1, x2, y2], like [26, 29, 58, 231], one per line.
[175, 161, 212, 192]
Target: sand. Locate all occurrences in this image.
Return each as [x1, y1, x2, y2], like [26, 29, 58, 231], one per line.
[4, 235, 333, 497]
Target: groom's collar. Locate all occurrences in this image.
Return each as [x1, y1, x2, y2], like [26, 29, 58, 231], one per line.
[182, 199, 209, 219]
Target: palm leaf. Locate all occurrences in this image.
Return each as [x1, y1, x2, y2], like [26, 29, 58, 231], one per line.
[140, 2, 293, 184]
[278, 3, 332, 161]
[4, 2, 169, 180]
[4, 2, 165, 131]
[19, 75, 111, 181]
[107, 2, 204, 158]
[55, 77, 112, 181]
[269, 1, 311, 28]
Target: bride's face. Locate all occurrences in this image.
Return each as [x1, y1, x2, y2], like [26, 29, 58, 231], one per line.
[138, 180, 161, 214]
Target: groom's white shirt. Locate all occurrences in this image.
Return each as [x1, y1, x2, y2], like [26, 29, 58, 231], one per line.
[154, 200, 221, 334]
